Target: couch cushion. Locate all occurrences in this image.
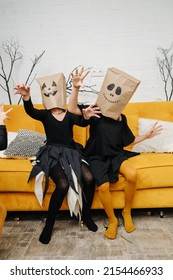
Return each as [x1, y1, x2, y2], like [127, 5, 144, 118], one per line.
[1, 153, 173, 193]
[130, 153, 173, 190]
[109, 153, 173, 191]
[0, 158, 56, 193]
[0, 159, 33, 192]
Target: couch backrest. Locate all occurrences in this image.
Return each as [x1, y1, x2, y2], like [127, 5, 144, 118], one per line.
[4, 104, 38, 132]
[4, 101, 173, 146]
[123, 101, 173, 135]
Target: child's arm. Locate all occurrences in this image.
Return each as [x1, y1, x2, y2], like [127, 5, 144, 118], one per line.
[132, 122, 162, 145]
[68, 66, 101, 119]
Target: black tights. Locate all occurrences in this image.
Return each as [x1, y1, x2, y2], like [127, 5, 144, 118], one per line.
[81, 162, 97, 231]
[39, 162, 97, 244]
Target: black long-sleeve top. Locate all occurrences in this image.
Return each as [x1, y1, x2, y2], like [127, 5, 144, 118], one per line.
[78, 105, 139, 185]
[23, 98, 88, 147]
[0, 125, 7, 150]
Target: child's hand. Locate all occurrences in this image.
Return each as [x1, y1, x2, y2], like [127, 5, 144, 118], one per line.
[82, 105, 102, 120]
[146, 122, 162, 139]
[0, 104, 13, 125]
[71, 67, 90, 89]
[14, 84, 30, 97]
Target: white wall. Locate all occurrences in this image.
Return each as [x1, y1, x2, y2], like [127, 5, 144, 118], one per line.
[0, 0, 173, 104]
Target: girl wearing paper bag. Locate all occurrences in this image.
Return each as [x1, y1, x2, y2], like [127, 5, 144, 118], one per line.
[14, 73, 97, 244]
[69, 66, 161, 239]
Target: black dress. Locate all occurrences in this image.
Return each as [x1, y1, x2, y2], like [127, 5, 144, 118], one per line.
[0, 125, 7, 150]
[82, 111, 139, 186]
[23, 99, 88, 216]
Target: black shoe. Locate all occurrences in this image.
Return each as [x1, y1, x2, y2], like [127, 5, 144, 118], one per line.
[82, 216, 98, 232]
[39, 226, 52, 244]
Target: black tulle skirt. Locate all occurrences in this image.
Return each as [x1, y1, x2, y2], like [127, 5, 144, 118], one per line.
[29, 143, 86, 217]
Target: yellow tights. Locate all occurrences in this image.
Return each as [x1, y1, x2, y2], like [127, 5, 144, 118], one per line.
[120, 160, 137, 233]
[0, 203, 7, 235]
[98, 182, 118, 239]
[98, 160, 137, 238]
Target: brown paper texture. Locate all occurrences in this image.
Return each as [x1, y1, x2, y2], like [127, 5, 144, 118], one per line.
[96, 67, 140, 120]
[36, 73, 66, 110]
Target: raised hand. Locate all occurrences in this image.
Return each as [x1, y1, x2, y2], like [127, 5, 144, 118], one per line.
[14, 84, 30, 97]
[71, 67, 90, 89]
[82, 105, 102, 120]
[0, 104, 13, 124]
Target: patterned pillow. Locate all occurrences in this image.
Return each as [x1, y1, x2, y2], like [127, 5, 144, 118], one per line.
[4, 129, 46, 158]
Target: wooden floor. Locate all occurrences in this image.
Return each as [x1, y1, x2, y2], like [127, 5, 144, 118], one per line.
[1, 209, 173, 260]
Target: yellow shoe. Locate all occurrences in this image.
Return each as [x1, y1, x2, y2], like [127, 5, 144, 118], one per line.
[122, 210, 136, 233]
[104, 219, 118, 239]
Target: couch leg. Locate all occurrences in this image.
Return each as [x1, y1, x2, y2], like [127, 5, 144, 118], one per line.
[159, 210, 164, 218]
[42, 217, 47, 223]
[146, 210, 152, 216]
[14, 217, 20, 221]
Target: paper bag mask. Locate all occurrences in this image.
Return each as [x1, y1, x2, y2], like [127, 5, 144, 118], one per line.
[96, 67, 140, 120]
[36, 73, 66, 110]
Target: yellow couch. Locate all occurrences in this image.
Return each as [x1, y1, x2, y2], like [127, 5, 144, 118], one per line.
[1, 101, 173, 212]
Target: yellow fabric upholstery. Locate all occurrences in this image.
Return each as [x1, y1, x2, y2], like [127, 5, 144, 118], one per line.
[1, 101, 173, 211]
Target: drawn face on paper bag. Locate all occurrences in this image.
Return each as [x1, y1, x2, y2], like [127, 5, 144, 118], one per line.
[37, 73, 66, 110]
[41, 80, 58, 97]
[96, 67, 140, 120]
[103, 83, 122, 104]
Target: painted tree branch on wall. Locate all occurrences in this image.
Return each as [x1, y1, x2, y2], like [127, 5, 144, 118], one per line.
[17, 50, 45, 104]
[66, 65, 99, 98]
[0, 38, 45, 104]
[157, 43, 173, 101]
[0, 38, 22, 104]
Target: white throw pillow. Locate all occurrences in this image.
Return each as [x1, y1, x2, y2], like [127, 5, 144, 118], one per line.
[0, 132, 17, 158]
[132, 118, 173, 153]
